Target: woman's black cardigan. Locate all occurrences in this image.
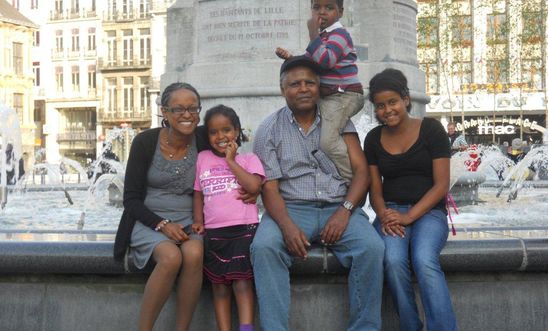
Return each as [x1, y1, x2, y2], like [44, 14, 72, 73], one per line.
[113, 126, 207, 261]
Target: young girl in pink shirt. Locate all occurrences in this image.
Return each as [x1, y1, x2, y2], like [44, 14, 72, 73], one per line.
[192, 105, 265, 331]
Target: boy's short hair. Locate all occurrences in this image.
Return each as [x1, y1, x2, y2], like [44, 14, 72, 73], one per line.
[311, 0, 344, 8]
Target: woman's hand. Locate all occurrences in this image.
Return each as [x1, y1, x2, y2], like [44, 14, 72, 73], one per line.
[378, 209, 412, 238]
[161, 222, 189, 242]
[381, 223, 406, 238]
[382, 209, 414, 227]
[191, 223, 205, 235]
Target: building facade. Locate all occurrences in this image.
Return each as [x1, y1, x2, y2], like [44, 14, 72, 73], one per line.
[0, 0, 37, 157]
[418, 0, 548, 146]
[15, 0, 173, 165]
[98, 0, 173, 161]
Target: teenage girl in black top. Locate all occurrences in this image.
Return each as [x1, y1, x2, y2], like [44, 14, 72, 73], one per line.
[363, 69, 457, 331]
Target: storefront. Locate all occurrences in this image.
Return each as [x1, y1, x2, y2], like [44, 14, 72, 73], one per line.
[451, 114, 546, 146]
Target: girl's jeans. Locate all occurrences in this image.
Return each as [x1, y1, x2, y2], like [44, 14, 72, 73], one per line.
[373, 203, 457, 331]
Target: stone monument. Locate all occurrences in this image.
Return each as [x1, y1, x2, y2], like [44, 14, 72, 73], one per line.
[161, 0, 427, 134]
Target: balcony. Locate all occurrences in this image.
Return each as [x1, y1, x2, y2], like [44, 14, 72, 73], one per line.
[51, 49, 66, 60]
[49, 8, 96, 21]
[68, 49, 81, 59]
[57, 130, 97, 142]
[103, 9, 151, 22]
[99, 107, 151, 123]
[84, 48, 97, 58]
[97, 56, 152, 71]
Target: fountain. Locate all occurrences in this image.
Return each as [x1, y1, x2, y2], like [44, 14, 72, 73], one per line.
[0, 103, 23, 210]
[0, 126, 131, 231]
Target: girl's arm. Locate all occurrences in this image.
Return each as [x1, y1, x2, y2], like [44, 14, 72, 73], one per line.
[191, 190, 205, 234]
[368, 165, 386, 217]
[225, 141, 262, 194]
[369, 164, 406, 237]
[227, 159, 262, 195]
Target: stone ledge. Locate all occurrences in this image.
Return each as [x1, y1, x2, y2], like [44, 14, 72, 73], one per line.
[1, 237, 547, 275]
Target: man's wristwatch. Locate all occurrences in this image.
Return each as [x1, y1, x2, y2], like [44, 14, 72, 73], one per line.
[341, 200, 354, 212]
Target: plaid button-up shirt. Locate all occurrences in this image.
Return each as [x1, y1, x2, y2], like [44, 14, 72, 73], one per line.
[253, 106, 355, 203]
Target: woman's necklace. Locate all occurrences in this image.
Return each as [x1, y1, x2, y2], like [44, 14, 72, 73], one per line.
[165, 134, 190, 159]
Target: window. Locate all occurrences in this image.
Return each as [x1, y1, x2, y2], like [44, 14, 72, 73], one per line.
[33, 31, 40, 47]
[56, 67, 64, 92]
[139, 28, 150, 65]
[71, 29, 80, 52]
[33, 62, 40, 86]
[88, 28, 96, 51]
[13, 42, 23, 75]
[106, 78, 117, 112]
[487, 59, 509, 87]
[11, 0, 19, 10]
[487, 13, 508, 44]
[13, 93, 23, 123]
[122, 29, 133, 65]
[452, 61, 472, 92]
[420, 62, 439, 94]
[522, 11, 543, 43]
[418, 17, 439, 47]
[107, 0, 116, 19]
[522, 59, 543, 90]
[55, 0, 63, 13]
[71, 0, 79, 13]
[123, 77, 134, 112]
[139, 77, 149, 112]
[55, 30, 63, 51]
[71, 66, 80, 92]
[139, 0, 150, 18]
[106, 31, 117, 65]
[451, 15, 473, 46]
[31, 0, 38, 9]
[88, 65, 96, 90]
[13, 93, 23, 114]
[122, 0, 133, 18]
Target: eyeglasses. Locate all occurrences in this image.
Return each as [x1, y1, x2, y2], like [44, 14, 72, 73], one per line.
[163, 105, 202, 114]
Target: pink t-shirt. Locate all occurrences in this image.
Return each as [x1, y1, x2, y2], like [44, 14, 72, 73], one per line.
[194, 150, 265, 229]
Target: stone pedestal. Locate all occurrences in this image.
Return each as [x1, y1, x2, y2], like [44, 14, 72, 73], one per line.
[161, 0, 427, 136]
[450, 172, 487, 205]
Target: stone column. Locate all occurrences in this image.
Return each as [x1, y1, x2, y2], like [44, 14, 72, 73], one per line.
[350, 0, 428, 117]
[161, 0, 427, 135]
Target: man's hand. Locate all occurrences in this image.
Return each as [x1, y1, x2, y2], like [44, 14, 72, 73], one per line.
[280, 221, 310, 258]
[320, 207, 350, 245]
[275, 47, 293, 60]
[237, 188, 259, 204]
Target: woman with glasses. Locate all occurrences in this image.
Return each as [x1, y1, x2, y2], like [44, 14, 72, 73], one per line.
[114, 82, 207, 331]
